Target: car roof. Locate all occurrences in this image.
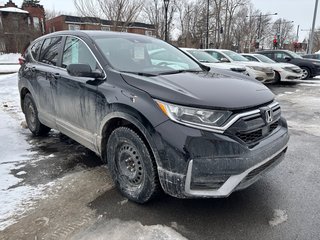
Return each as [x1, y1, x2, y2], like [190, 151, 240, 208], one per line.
[33, 30, 154, 42]
[258, 49, 290, 53]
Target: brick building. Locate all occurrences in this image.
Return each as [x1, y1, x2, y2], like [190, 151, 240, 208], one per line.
[46, 15, 155, 37]
[0, 0, 45, 53]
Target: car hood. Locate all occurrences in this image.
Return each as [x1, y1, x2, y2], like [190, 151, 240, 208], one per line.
[272, 63, 302, 69]
[299, 58, 320, 64]
[233, 61, 273, 68]
[202, 62, 246, 70]
[121, 71, 274, 110]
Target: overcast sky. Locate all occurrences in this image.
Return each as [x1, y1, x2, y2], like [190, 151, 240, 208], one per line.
[2, 0, 319, 41]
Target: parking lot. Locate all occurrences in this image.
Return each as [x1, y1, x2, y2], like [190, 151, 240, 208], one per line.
[0, 73, 320, 240]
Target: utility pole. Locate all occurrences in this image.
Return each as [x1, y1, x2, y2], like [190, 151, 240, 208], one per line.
[308, 0, 319, 54]
[206, 0, 209, 49]
[164, 0, 170, 42]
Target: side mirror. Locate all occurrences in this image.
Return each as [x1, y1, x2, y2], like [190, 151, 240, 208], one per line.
[220, 57, 230, 63]
[284, 56, 291, 61]
[67, 64, 104, 78]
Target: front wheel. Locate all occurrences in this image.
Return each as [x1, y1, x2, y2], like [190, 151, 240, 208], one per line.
[24, 93, 51, 136]
[106, 127, 160, 203]
[301, 67, 311, 80]
[274, 71, 281, 83]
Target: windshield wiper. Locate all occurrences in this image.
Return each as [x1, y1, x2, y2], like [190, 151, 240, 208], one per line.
[158, 69, 203, 75]
[120, 71, 158, 77]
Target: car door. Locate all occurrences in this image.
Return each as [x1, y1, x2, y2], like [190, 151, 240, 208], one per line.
[52, 36, 103, 151]
[30, 36, 63, 128]
[273, 52, 292, 63]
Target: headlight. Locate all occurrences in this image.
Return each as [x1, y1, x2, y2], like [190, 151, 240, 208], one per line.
[248, 66, 265, 71]
[248, 66, 272, 72]
[282, 67, 299, 72]
[156, 100, 232, 130]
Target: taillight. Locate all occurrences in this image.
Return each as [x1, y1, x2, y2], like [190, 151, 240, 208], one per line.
[19, 57, 26, 65]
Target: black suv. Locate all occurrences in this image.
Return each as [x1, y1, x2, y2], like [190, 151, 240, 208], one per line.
[19, 31, 289, 203]
[258, 50, 320, 79]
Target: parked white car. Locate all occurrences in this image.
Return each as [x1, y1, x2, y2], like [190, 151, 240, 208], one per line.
[180, 48, 248, 75]
[203, 49, 275, 83]
[241, 53, 302, 82]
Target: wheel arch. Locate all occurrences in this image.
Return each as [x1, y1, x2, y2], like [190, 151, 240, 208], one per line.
[20, 87, 31, 113]
[98, 105, 162, 169]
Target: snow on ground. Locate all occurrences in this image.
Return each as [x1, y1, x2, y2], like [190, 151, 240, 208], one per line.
[0, 53, 21, 73]
[0, 74, 50, 230]
[71, 219, 187, 240]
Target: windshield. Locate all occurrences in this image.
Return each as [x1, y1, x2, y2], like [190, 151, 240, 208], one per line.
[186, 50, 220, 63]
[254, 54, 276, 63]
[287, 51, 302, 59]
[93, 35, 203, 75]
[222, 50, 249, 62]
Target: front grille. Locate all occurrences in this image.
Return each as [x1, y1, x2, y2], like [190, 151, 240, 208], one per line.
[236, 121, 279, 144]
[266, 72, 274, 77]
[226, 102, 282, 147]
[244, 150, 284, 182]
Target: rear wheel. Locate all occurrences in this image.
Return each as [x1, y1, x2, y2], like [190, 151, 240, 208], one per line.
[107, 127, 160, 203]
[301, 67, 311, 80]
[24, 93, 51, 136]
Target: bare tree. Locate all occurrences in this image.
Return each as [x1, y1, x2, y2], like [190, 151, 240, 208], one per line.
[313, 28, 320, 52]
[73, 0, 144, 30]
[271, 18, 295, 49]
[142, 0, 176, 40]
[175, 0, 205, 47]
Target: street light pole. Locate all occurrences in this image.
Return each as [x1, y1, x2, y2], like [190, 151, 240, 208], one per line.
[308, 0, 319, 54]
[164, 0, 170, 42]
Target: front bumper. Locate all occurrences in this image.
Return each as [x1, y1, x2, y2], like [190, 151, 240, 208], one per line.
[246, 68, 275, 82]
[280, 70, 302, 81]
[154, 114, 289, 198]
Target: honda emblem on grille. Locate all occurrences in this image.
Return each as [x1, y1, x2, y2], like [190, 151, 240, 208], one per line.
[260, 107, 273, 124]
[265, 109, 273, 123]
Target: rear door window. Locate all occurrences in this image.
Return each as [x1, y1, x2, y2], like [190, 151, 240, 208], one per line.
[39, 37, 62, 66]
[245, 55, 259, 62]
[62, 36, 98, 71]
[30, 40, 43, 61]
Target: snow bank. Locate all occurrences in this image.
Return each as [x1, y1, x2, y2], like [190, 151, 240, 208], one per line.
[0, 73, 46, 230]
[0, 53, 21, 73]
[0, 53, 20, 64]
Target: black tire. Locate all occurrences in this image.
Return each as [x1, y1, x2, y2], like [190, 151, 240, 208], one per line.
[107, 127, 160, 203]
[274, 71, 281, 83]
[301, 67, 311, 80]
[24, 93, 51, 136]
